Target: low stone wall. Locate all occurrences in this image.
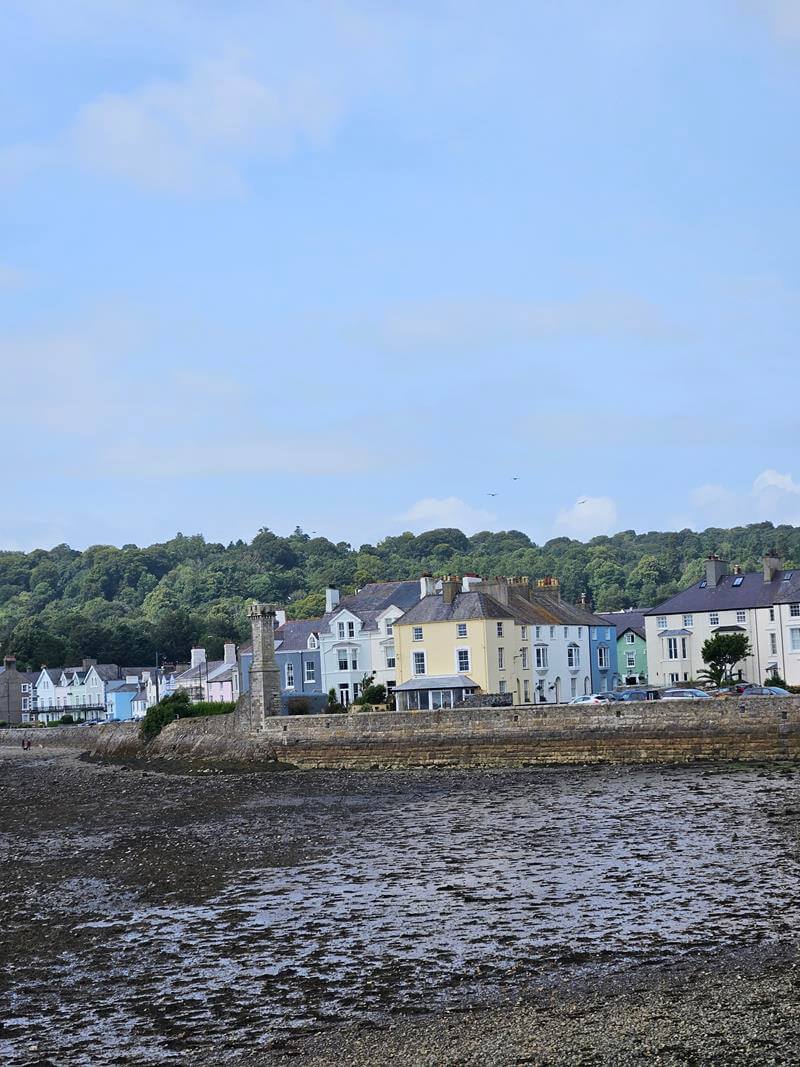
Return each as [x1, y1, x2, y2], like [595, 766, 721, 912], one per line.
[2, 697, 799, 769]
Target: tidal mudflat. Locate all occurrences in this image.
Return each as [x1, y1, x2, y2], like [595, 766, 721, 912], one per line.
[1, 749, 798, 1065]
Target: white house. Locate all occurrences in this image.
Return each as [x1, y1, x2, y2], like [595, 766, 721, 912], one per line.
[318, 581, 423, 705]
[645, 554, 800, 686]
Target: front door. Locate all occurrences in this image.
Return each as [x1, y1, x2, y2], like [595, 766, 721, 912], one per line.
[339, 684, 350, 706]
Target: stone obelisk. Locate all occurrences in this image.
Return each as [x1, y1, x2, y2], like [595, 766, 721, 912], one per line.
[247, 601, 281, 729]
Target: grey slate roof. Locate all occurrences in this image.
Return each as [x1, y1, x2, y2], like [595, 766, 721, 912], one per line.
[649, 568, 800, 615]
[326, 581, 422, 631]
[274, 619, 322, 652]
[394, 674, 478, 692]
[597, 610, 649, 641]
[397, 591, 514, 625]
[658, 628, 692, 637]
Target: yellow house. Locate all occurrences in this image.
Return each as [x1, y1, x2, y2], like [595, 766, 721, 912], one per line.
[393, 576, 535, 709]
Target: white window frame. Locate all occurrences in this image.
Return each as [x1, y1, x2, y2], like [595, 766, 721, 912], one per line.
[534, 645, 548, 669]
[385, 649, 396, 669]
[736, 610, 747, 624]
[285, 663, 294, 689]
[304, 661, 316, 684]
[657, 616, 667, 630]
[337, 650, 349, 671]
[337, 621, 345, 639]
[521, 647, 529, 669]
[597, 646, 609, 669]
[683, 614, 693, 627]
[413, 626, 424, 642]
[523, 679, 530, 702]
[496, 622, 504, 637]
[769, 632, 777, 655]
[456, 623, 467, 638]
[520, 625, 527, 640]
[790, 628, 800, 652]
[626, 651, 636, 670]
[350, 652, 358, 671]
[791, 604, 800, 618]
[412, 650, 426, 676]
[667, 637, 679, 660]
[625, 632, 635, 644]
[347, 621, 355, 638]
[710, 612, 719, 626]
[497, 647, 505, 669]
[385, 619, 394, 636]
[498, 680, 507, 694]
[535, 626, 542, 640]
[456, 648, 470, 673]
[567, 644, 580, 669]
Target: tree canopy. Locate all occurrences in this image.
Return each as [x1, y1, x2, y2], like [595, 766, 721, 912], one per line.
[0, 520, 796, 670]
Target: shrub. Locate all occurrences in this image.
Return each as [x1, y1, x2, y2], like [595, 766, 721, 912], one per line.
[286, 696, 311, 715]
[141, 692, 234, 740]
[0, 721, 6, 729]
[59, 714, 74, 725]
[359, 683, 386, 705]
[765, 673, 788, 689]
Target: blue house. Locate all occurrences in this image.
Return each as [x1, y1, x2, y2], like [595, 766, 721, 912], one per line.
[105, 680, 139, 721]
[588, 620, 619, 692]
[240, 617, 325, 714]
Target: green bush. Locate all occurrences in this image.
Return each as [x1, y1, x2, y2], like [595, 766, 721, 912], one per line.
[359, 683, 386, 705]
[765, 673, 788, 689]
[59, 714, 74, 725]
[141, 691, 234, 740]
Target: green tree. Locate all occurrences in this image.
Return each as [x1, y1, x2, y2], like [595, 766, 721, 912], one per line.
[701, 633, 752, 684]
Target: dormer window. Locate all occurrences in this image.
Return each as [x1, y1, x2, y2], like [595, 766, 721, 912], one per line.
[337, 622, 345, 639]
[386, 619, 394, 636]
[347, 621, 355, 638]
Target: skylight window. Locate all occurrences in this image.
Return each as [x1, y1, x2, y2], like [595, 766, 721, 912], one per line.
[699, 580, 707, 588]
[732, 576, 744, 587]
[783, 572, 793, 581]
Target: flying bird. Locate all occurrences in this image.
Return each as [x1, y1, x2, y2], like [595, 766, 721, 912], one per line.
[487, 492, 499, 497]
[511, 476, 519, 481]
[577, 499, 588, 505]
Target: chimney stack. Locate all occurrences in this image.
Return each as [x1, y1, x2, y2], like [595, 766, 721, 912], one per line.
[190, 647, 206, 668]
[81, 657, 98, 670]
[223, 642, 237, 665]
[461, 574, 482, 592]
[419, 573, 436, 598]
[3, 655, 16, 672]
[535, 577, 561, 602]
[705, 555, 729, 587]
[442, 576, 460, 605]
[274, 609, 287, 627]
[325, 587, 340, 613]
[763, 553, 781, 583]
[579, 592, 590, 609]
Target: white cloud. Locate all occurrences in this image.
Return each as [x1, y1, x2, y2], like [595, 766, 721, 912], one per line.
[398, 496, 497, 534]
[555, 496, 618, 539]
[685, 469, 800, 529]
[373, 294, 677, 352]
[67, 53, 341, 193]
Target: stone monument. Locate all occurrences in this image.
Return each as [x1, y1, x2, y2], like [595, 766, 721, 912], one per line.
[247, 601, 281, 728]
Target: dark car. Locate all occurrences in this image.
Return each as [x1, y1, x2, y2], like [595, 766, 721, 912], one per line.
[614, 688, 662, 701]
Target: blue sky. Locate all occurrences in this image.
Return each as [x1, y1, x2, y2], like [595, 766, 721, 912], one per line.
[2, 0, 799, 551]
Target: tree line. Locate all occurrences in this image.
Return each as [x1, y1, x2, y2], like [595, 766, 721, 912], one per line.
[1, 521, 797, 671]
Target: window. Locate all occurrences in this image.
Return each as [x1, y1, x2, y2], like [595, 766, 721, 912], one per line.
[535, 626, 542, 639]
[21, 683, 31, 692]
[413, 651, 426, 675]
[570, 677, 577, 697]
[626, 652, 636, 670]
[498, 647, 505, 669]
[549, 626, 555, 639]
[304, 661, 316, 684]
[769, 608, 775, 622]
[785, 572, 794, 581]
[498, 680, 507, 694]
[732, 576, 744, 587]
[521, 647, 529, 669]
[337, 622, 345, 639]
[535, 645, 548, 669]
[681, 638, 688, 659]
[669, 672, 679, 684]
[626, 632, 635, 644]
[413, 626, 424, 641]
[667, 638, 679, 660]
[563, 627, 568, 639]
[710, 612, 719, 626]
[338, 650, 349, 671]
[285, 663, 294, 688]
[791, 628, 800, 652]
[496, 622, 504, 637]
[21, 698, 31, 711]
[657, 616, 667, 630]
[699, 580, 707, 588]
[347, 621, 355, 638]
[736, 610, 747, 624]
[591, 627, 597, 640]
[769, 632, 778, 655]
[352, 683, 360, 700]
[523, 679, 530, 702]
[567, 645, 580, 669]
[577, 627, 582, 638]
[385, 649, 395, 669]
[521, 625, 528, 640]
[385, 619, 394, 636]
[350, 652, 358, 671]
[457, 649, 470, 673]
[791, 604, 800, 618]
[339, 683, 350, 705]
[308, 635, 318, 649]
[456, 623, 467, 638]
[597, 646, 609, 669]
[682, 614, 693, 627]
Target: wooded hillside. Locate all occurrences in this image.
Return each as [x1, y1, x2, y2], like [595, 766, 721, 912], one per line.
[2, 522, 797, 670]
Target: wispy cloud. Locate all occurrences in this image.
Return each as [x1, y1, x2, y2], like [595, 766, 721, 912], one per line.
[398, 496, 497, 534]
[555, 496, 619, 539]
[372, 294, 678, 352]
[680, 469, 800, 529]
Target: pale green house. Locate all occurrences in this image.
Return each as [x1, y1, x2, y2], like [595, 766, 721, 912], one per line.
[598, 610, 649, 685]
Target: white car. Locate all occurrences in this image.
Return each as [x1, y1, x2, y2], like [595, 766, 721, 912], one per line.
[662, 688, 711, 700]
[568, 694, 614, 705]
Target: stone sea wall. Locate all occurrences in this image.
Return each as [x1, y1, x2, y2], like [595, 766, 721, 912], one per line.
[2, 696, 799, 769]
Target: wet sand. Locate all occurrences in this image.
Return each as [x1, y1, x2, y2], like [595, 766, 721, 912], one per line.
[0, 748, 798, 1065]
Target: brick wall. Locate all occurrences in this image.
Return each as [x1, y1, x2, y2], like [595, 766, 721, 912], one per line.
[3, 696, 799, 769]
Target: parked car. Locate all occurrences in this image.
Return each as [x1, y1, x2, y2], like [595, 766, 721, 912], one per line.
[765, 686, 791, 696]
[662, 688, 711, 701]
[614, 688, 662, 701]
[568, 694, 616, 705]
